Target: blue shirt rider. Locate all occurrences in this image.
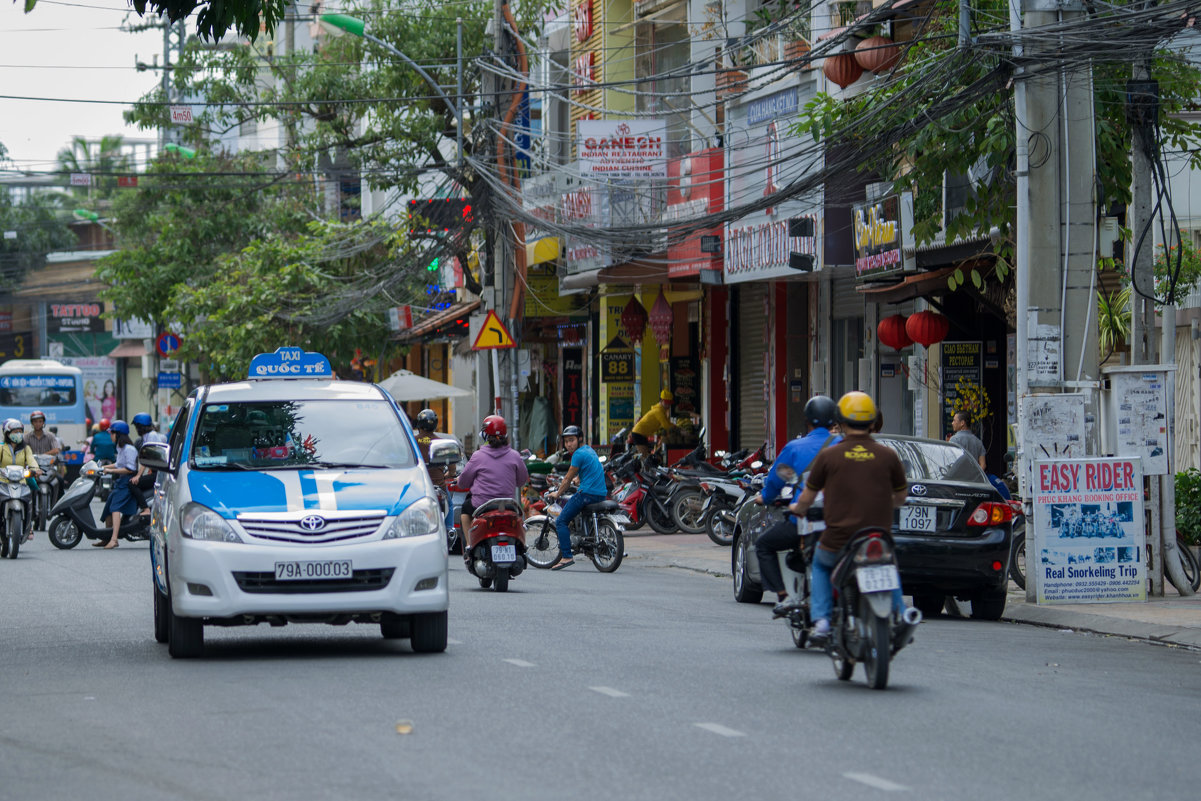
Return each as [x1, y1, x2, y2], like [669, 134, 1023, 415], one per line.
[753, 395, 842, 618]
[547, 425, 605, 570]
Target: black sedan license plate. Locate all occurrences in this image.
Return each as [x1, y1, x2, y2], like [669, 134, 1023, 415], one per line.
[274, 560, 353, 581]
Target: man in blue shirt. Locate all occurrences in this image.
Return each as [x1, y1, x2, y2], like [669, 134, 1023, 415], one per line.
[547, 425, 607, 570]
[753, 395, 841, 617]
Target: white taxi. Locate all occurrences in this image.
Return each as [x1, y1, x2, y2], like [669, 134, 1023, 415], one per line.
[140, 347, 461, 658]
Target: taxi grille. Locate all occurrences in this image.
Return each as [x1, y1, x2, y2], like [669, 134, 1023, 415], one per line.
[233, 568, 395, 594]
[236, 513, 387, 543]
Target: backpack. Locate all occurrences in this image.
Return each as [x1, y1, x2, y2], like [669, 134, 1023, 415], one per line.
[92, 430, 116, 461]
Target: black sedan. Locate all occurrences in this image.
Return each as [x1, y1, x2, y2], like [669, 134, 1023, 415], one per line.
[730, 435, 1012, 620]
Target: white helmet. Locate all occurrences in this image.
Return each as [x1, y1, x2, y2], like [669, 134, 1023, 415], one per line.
[4, 419, 23, 443]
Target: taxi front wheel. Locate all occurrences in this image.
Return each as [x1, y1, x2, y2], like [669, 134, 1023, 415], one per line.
[167, 592, 205, 658]
[409, 611, 447, 653]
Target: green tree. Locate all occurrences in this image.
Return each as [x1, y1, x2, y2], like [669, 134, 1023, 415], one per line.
[0, 141, 79, 290]
[55, 135, 133, 201]
[17, 0, 286, 42]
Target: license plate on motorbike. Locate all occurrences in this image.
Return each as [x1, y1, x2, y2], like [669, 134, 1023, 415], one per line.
[491, 544, 517, 564]
[274, 560, 353, 581]
[899, 506, 935, 532]
[856, 565, 900, 593]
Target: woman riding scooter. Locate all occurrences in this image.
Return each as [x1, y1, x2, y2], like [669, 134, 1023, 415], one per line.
[457, 415, 529, 534]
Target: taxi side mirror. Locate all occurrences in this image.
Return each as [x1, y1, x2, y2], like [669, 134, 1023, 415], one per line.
[428, 439, 462, 467]
[139, 442, 171, 473]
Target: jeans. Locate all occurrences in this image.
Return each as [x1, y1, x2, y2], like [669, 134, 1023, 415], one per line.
[810, 547, 904, 624]
[555, 491, 606, 559]
[754, 519, 801, 596]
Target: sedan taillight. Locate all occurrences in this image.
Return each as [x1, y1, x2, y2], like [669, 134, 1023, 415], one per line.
[968, 502, 1014, 527]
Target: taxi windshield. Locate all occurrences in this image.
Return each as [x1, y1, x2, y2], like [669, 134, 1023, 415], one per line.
[190, 400, 417, 470]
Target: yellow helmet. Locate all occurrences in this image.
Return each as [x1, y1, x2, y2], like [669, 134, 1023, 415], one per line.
[660, 389, 674, 402]
[837, 391, 878, 427]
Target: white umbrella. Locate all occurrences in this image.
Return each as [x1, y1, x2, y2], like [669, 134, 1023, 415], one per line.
[378, 369, 472, 401]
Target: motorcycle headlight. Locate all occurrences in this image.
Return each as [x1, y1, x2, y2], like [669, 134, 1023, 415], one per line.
[383, 497, 442, 539]
[180, 503, 244, 543]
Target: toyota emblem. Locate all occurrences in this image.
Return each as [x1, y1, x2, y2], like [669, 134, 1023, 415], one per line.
[910, 484, 927, 496]
[299, 514, 327, 531]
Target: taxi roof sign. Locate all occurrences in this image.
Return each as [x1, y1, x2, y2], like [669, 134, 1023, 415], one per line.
[471, 310, 516, 350]
[248, 347, 333, 379]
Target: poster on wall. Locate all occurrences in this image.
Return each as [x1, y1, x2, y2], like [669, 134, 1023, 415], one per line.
[669, 356, 700, 416]
[1105, 366, 1172, 475]
[60, 356, 118, 423]
[1031, 457, 1145, 603]
[940, 341, 982, 438]
[561, 346, 584, 431]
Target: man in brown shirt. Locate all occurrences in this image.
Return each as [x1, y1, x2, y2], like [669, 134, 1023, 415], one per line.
[791, 391, 909, 641]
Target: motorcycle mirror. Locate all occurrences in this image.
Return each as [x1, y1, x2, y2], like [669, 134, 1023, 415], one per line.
[751, 460, 764, 469]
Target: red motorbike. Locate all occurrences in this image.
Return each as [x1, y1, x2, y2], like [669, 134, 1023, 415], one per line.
[463, 498, 527, 592]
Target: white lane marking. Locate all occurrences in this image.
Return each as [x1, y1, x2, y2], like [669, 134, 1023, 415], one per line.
[693, 723, 746, 738]
[844, 773, 908, 792]
[588, 686, 630, 698]
[503, 658, 536, 668]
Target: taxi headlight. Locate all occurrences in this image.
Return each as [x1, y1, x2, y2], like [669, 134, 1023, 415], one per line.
[384, 497, 442, 539]
[181, 503, 244, 543]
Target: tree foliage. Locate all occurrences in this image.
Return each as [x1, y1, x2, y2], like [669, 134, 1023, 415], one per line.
[55, 135, 133, 201]
[18, 0, 287, 42]
[0, 190, 77, 291]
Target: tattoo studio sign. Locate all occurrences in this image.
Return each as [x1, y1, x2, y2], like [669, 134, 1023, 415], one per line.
[48, 303, 105, 333]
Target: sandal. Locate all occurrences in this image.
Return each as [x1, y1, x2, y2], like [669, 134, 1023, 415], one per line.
[103, 541, 118, 549]
[550, 558, 575, 571]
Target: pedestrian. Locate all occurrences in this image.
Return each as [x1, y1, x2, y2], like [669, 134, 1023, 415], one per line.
[97, 420, 138, 549]
[949, 411, 986, 470]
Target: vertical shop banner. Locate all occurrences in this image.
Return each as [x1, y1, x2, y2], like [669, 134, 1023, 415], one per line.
[60, 356, 118, 423]
[1031, 458, 1145, 604]
[669, 356, 700, 415]
[561, 347, 584, 430]
[940, 341, 982, 438]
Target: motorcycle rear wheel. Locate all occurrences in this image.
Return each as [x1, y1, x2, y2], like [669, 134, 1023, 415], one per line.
[589, 519, 624, 573]
[831, 647, 854, 681]
[861, 597, 891, 690]
[670, 489, 707, 535]
[524, 519, 560, 569]
[494, 566, 509, 592]
[48, 517, 82, 550]
[645, 497, 676, 535]
[1009, 532, 1026, 590]
[705, 506, 734, 546]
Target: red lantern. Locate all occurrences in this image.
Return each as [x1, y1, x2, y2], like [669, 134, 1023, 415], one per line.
[854, 35, 901, 74]
[621, 295, 648, 343]
[649, 292, 673, 346]
[905, 310, 951, 347]
[877, 314, 912, 351]
[822, 52, 863, 89]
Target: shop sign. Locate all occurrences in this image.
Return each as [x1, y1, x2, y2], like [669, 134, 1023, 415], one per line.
[578, 119, 667, 179]
[1031, 457, 1145, 604]
[666, 149, 723, 279]
[560, 184, 613, 274]
[601, 350, 635, 383]
[940, 341, 982, 439]
[573, 51, 596, 95]
[725, 217, 818, 280]
[562, 346, 584, 429]
[525, 272, 587, 318]
[0, 312, 10, 333]
[852, 193, 915, 280]
[0, 332, 30, 360]
[523, 173, 563, 267]
[747, 87, 798, 126]
[48, 302, 105, 333]
[114, 316, 153, 339]
[573, 0, 593, 42]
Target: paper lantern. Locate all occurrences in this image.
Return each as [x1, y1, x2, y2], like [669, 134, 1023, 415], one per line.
[905, 310, 951, 347]
[854, 35, 901, 74]
[877, 314, 912, 351]
[822, 52, 863, 89]
[621, 295, 648, 343]
[649, 292, 674, 346]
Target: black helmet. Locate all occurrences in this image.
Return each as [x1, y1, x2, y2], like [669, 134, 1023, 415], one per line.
[562, 425, 582, 438]
[415, 408, 438, 432]
[803, 395, 838, 429]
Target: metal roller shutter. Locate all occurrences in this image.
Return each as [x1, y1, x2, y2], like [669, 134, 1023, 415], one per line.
[736, 284, 768, 451]
[831, 271, 862, 319]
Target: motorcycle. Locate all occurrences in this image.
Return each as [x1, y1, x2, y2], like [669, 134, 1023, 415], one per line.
[1007, 499, 1027, 589]
[46, 460, 150, 549]
[823, 526, 922, 690]
[462, 497, 527, 592]
[34, 453, 63, 532]
[608, 453, 679, 535]
[525, 490, 625, 572]
[698, 475, 756, 546]
[0, 464, 34, 559]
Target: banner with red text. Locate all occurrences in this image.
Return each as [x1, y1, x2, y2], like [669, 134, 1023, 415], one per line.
[1032, 458, 1145, 604]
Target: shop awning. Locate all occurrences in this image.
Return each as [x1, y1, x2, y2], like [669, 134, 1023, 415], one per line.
[395, 299, 481, 342]
[525, 236, 561, 267]
[856, 266, 957, 304]
[108, 340, 147, 358]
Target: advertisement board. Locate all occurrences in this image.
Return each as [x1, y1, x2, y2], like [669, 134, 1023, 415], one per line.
[578, 119, 667, 179]
[1031, 457, 1145, 603]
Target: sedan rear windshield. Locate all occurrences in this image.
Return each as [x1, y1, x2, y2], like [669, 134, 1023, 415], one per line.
[879, 438, 987, 484]
[191, 399, 417, 470]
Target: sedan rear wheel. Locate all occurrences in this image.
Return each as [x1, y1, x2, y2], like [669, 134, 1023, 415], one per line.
[732, 534, 763, 604]
[912, 594, 946, 619]
[970, 588, 1007, 620]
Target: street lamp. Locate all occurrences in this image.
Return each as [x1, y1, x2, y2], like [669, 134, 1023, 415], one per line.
[163, 143, 197, 158]
[73, 208, 117, 236]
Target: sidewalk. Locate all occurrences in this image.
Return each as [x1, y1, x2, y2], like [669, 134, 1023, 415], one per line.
[623, 531, 1201, 650]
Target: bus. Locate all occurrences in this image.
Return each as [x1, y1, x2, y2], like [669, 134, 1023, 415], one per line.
[0, 359, 88, 452]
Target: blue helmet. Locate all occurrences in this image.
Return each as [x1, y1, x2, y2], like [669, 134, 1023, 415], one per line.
[109, 420, 130, 435]
[132, 413, 153, 428]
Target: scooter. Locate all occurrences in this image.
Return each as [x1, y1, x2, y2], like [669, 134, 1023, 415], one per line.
[46, 460, 150, 550]
[824, 526, 922, 690]
[34, 453, 63, 532]
[608, 453, 678, 534]
[462, 497, 527, 592]
[0, 464, 34, 559]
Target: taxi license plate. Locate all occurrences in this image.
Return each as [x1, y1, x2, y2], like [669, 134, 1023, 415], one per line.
[856, 565, 900, 593]
[491, 544, 517, 564]
[274, 560, 353, 581]
[899, 506, 935, 532]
